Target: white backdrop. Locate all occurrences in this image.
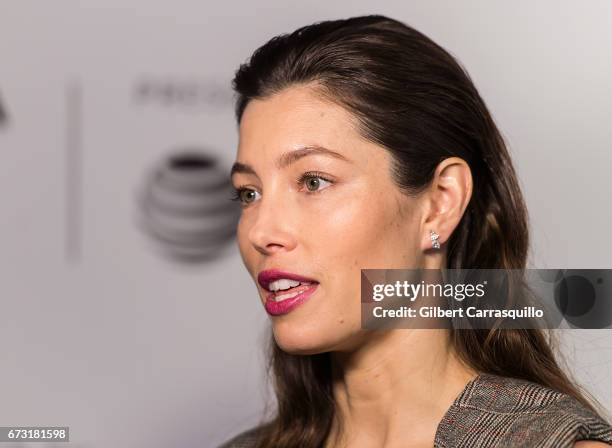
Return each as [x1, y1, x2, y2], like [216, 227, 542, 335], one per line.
[1, 1, 611, 447]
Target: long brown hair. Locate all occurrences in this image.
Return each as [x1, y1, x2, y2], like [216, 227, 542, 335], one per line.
[231, 14, 609, 447]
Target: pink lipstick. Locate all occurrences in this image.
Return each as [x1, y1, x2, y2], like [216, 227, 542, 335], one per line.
[258, 269, 319, 316]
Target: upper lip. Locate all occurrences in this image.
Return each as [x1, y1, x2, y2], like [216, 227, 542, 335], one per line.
[257, 269, 319, 292]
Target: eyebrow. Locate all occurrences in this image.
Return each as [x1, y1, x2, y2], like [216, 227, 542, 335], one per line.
[230, 145, 350, 178]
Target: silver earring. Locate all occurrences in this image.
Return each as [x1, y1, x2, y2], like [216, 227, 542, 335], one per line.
[430, 230, 440, 249]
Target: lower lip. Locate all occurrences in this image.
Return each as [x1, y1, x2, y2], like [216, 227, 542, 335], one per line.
[264, 284, 319, 316]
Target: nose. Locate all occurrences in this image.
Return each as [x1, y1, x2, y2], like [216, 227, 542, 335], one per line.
[247, 191, 297, 256]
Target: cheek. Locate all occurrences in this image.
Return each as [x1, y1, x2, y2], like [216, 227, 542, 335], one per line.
[236, 214, 246, 245]
[312, 192, 395, 263]
[311, 200, 375, 307]
[311, 192, 374, 240]
[236, 215, 254, 267]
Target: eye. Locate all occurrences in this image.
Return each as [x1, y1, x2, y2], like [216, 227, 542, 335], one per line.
[229, 171, 334, 206]
[230, 187, 260, 205]
[298, 171, 334, 194]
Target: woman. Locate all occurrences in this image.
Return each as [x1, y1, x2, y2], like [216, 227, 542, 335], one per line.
[219, 14, 612, 448]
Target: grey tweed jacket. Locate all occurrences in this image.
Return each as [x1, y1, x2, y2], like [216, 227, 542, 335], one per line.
[217, 372, 612, 447]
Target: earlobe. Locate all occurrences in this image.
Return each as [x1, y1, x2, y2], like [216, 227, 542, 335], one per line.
[429, 230, 441, 249]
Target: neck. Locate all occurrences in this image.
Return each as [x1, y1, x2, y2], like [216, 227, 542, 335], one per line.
[326, 329, 478, 447]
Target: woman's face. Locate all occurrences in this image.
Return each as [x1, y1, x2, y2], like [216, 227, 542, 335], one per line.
[231, 84, 426, 354]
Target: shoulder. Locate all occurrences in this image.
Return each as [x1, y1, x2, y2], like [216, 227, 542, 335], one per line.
[216, 425, 263, 448]
[436, 372, 612, 448]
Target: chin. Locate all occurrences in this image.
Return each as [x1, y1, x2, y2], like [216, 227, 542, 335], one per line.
[272, 320, 354, 355]
[269, 320, 328, 354]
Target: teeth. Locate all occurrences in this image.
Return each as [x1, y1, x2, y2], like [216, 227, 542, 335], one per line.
[269, 278, 312, 292]
[272, 290, 302, 301]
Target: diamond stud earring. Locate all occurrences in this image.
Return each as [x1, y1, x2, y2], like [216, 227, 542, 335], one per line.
[430, 230, 440, 249]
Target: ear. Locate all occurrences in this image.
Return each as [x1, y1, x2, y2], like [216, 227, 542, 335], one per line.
[421, 157, 473, 252]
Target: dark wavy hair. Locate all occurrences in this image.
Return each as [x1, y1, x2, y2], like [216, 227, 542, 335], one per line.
[231, 14, 608, 447]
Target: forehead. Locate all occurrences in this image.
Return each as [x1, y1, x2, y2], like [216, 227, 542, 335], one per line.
[237, 84, 362, 157]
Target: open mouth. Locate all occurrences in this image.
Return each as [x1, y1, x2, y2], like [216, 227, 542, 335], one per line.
[263, 283, 319, 316]
[267, 282, 318, 302]
[257, 269, 320, 315]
